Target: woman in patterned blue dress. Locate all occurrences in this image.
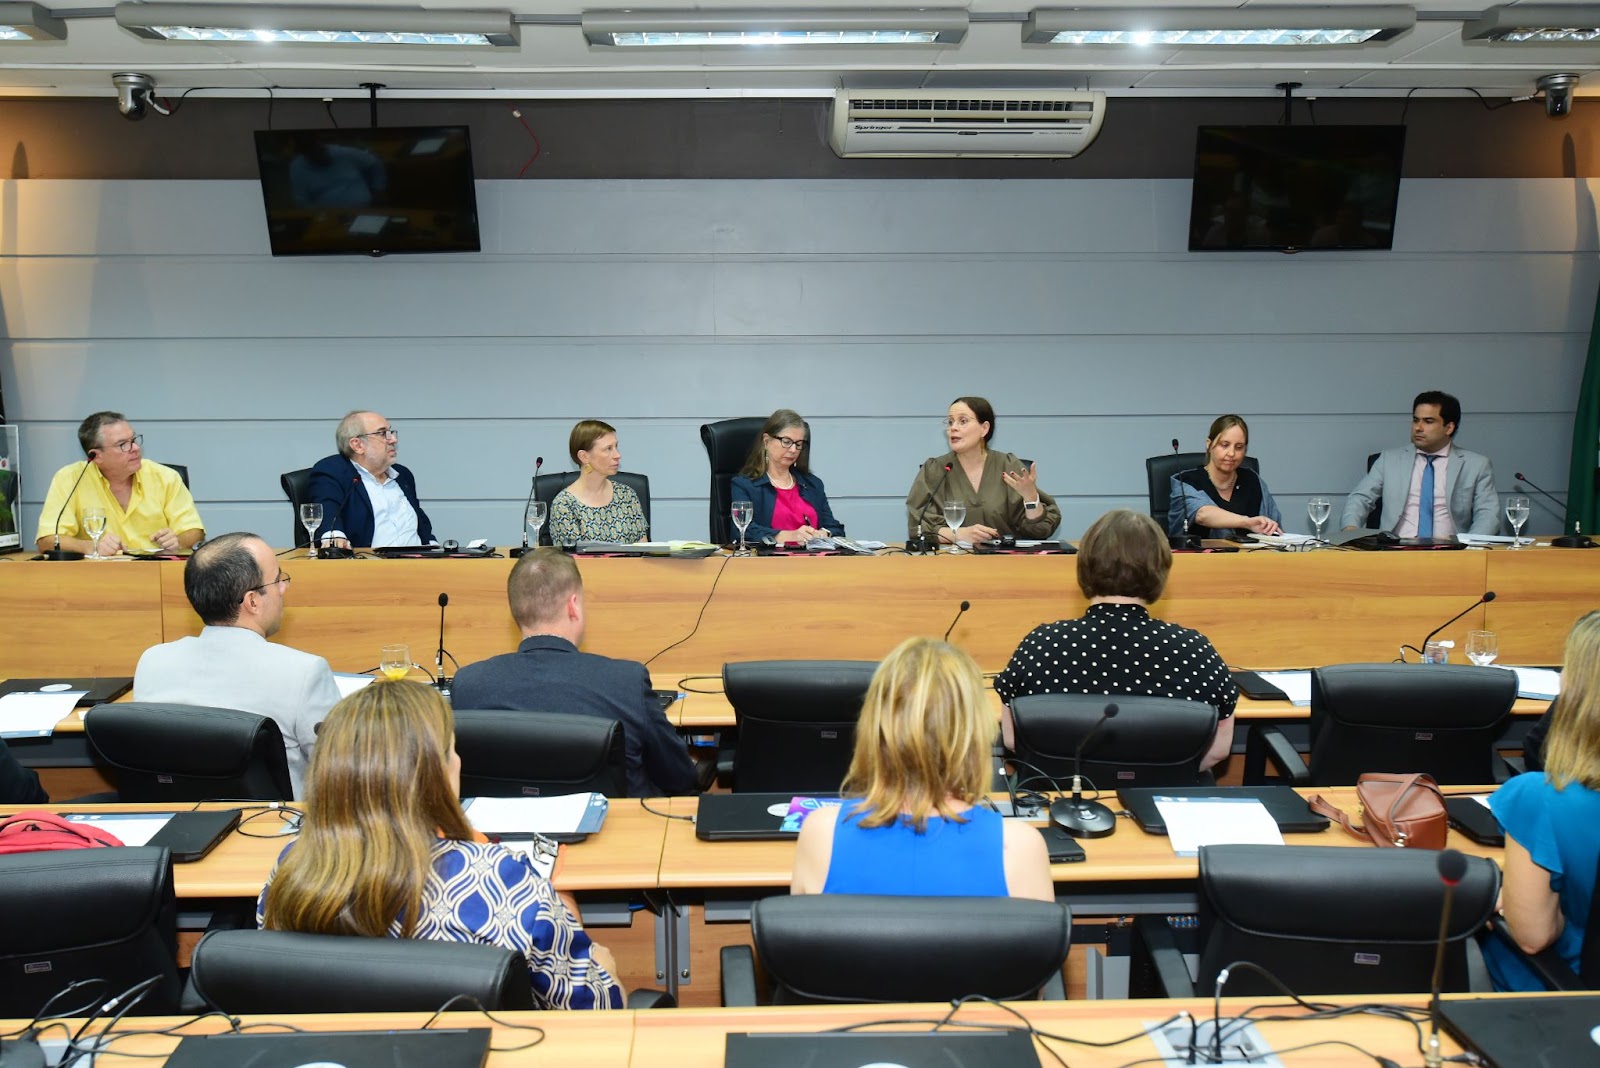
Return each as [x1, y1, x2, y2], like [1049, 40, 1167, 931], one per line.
[548, 420, 649, 545]
[257, 680, 623, 1009]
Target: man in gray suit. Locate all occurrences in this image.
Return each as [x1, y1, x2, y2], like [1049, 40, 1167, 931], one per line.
[133, 532, 341, 797]
[1340, 390, 1500, 536]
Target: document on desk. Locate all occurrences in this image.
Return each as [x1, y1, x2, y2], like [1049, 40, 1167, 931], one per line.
[332, 673, 376, 698]
[1505, 666, 1560, 700]
[0, 690, 84, 738]
[462, 793, 608, 837]
[1253, 671, 1311, 706]
[1154, 796, 1284, 857]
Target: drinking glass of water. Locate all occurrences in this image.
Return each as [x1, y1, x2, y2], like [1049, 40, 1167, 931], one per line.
[731, 500, 754, 556]
[1306, 497, 1331, 541]
[1505, 496, 1530, 547]
[299, 503, 323, 559]
[525, 500, 548, 548]
[942, 500, 968, 553]
[1466, 630, 1499, 666]
[82, 507, 107, 560]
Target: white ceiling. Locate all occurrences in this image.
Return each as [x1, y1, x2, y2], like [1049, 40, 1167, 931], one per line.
[2, 0, 1596, 99]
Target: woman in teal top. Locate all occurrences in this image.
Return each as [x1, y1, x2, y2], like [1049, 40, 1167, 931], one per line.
[1485, 610, 1600, 990]
[790, 636, 1053, 900]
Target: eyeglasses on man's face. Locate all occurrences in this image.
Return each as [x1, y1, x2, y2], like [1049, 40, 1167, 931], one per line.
[103, 434, 143, 453]
[358, 427, 398, 442]
[244, 571, 292, 599]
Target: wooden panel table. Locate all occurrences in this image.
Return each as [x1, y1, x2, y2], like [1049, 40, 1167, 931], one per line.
[0, 561, 163, 676]
[1486, 548, 1600, 664]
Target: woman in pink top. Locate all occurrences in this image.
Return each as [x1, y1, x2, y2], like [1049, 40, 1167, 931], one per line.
[729, 409, 847, 546]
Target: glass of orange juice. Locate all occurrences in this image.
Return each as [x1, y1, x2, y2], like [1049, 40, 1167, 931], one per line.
[379, 644, 411, 681]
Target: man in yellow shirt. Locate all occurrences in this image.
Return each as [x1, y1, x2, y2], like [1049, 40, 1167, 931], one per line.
[34, 411, 204, 556]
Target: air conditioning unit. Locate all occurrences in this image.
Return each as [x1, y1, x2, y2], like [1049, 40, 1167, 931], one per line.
[828, 89, 1107, 159]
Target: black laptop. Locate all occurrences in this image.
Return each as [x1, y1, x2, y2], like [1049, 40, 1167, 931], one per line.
[696, 792, 842, 841]
[0, 677, 132, 705]
[62, 808, 242, 863]
[163, 1028, 492, 1068]
[726, 1030, 1041, 1068]
[1118, 786, 1331, 835]
[1440, 995, 1600, 1067]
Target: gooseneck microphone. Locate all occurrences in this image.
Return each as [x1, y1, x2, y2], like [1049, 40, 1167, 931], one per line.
[39, 456, 94, 560]
[1425, 849, 1469, 1068]
[1515, 472, 1596, 548]
[906, 463, 953, 554]
[942, 600, 971, 642]
[1170, 475, 1203, 552]
[1403, 591, 1496, 661]
[1049, 702, 1119, 839]
[512, 456, 545, 558]
[434, 592, 458, 695]
[1171, 438, 1180, 454]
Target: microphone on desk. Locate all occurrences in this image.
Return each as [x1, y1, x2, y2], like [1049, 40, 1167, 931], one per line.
[1425, 849, 1469, 1068]
[1514, 472, 1595, 548]
[317, 475, 360, 560]
[1049, 702, 1119, 839]
[38, 456, 94, 560]
[1401, 591, 1496, 662]
[1171, 438, 1180, 454]
[512, 456, 545, 558]
[906, 463, 953, 555]
[942, 600, 971, 642]
[435, 592, 457, 695]
[1170, 475, 1204, 552]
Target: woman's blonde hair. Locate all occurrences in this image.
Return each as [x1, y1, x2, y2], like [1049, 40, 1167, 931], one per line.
[1542, 611, 1600, 791]
[261, 680, 474, 937]
[841, 637, 991, 831]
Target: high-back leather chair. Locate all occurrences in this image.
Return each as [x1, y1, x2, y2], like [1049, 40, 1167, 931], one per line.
[85, 703, 294, 802]
[700, 417, 765, 543]
[1008, 693, 1218, 790]
[722, 660, 877, 793]
[1365, 451, 1383, 528]
[186, 929, 535, 1013]
[1137, 844, 1499, 996]
[160, 463, 190, 489]
[280, 468, 313, 547]
[721, 895, 1071, 1006]
[1146, 452, 1259, 530]
[532, 471, 652, 544]
[452, 708, 628, 797]
[1245, 663, 1518, 786]
[0, 846, 181, 1017]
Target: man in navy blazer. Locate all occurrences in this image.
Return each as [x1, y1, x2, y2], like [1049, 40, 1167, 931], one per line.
[308, 410, 433, 548]
[1340, 390, 1500, 536]
[450, 548, 700, 798]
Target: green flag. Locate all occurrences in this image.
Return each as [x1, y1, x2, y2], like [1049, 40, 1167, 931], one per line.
[1567, 280, 1600, 536]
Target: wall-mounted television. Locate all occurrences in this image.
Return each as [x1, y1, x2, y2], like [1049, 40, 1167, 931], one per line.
[254, 126, 480, 256]
[1188, 125, 1405, 252]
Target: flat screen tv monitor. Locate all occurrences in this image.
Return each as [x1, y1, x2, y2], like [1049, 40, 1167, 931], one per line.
[1188, 125, 1405, 252]
[254, 125, 480, 256]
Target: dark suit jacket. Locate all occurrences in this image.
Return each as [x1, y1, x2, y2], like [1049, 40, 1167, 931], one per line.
[0, 737, 47, 805]
[729, 469, 846, 544]
[450, 635, 697, 798]
[308, 454, 433, 547]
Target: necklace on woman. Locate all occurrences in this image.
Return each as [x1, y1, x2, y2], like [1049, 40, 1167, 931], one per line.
[1208, 467, 1236, 492]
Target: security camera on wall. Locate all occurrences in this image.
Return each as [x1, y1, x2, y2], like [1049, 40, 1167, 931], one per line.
[112, 72, 171, 121]
[1537, 73, 1580, 118]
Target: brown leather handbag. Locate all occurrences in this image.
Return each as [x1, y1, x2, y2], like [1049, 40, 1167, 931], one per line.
[1308, 773, 1448, 850]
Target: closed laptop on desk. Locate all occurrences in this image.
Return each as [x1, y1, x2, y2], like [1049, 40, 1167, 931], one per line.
[726, 1030, 1041, 1068]
[163, 1028, 492, 1068]
[1440, 995, 1600, 1067]
[696, 792, 841, 840]
[0, 677, 132, 704]
[1118, 786, 1330, 834]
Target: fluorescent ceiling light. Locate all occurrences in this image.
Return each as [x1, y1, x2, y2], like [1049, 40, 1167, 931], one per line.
[0, 2, 65, 41]
[1463, 4, 1600, 41]
[1024, 6, 1415, 46]
[582, 8, 967, 47]
[114, 3, 520, 47]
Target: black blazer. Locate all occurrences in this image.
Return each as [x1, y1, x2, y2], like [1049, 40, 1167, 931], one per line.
[0, 737, 46, 805]
[308, 455, 434, 547]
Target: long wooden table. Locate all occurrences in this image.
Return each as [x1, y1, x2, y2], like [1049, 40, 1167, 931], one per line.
[2, 545, 1593, 677]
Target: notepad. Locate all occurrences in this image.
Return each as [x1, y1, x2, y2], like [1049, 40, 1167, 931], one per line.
[1153, 795, 1284, 857]
[0, 690, 84, 738]
[1504, 666, 1560, 699]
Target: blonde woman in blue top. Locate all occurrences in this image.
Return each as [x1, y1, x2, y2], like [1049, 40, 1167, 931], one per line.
[790, 637, 1053, 900]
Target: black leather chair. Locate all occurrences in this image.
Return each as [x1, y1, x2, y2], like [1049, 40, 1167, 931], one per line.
[721, 894, 1071, 1006]
[1008, 693, 1218, 790]
[1136, 844, 1499, 997]
[0, 846, 181, 1017]
[722, 660, 877, 793]
[85, 703, 294, 802]
[452, 708, 628, 798]
[1146, 452, 1259, 527]
[1484, 852, 1600, 989]
[1364, 451, 1384, 528]
[160, 463, 190, 489]
[280, 467, 313, 547]
[532, 471, 652, 544]
[186, 929, 535, 1013]
[700, 417, 765, 544]
[1243, 663, 1518, 786]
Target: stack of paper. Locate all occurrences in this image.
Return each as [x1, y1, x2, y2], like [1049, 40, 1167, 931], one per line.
[1153, 796, 1285, 856]
[462, 793, 608, 837]
[0, 690, 84, 738]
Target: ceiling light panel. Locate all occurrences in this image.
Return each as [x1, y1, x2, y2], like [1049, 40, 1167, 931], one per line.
[582, 9, 967, 48]
[1024, 6, 1416, 46]
[114, 4, 520, 47]
[0, 2, 65, 40]
[1462, 5, 1600, 42]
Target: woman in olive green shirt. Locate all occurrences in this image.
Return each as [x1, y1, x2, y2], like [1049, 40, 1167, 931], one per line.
[906, 396, 1061, 546]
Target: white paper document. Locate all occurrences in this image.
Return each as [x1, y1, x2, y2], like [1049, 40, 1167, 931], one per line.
[0, 690, 85, 737]
[1154, 796, 1285, 857]
[1253, 671, 1312, 706]
[332, 673, 376, 698]
[64, 812, 175, 846]
[1248, 532, 1317, 546]
[1504, 666, 1560, 699]
[1456, 533, 1535, 547]
[462, 793, 606, 836]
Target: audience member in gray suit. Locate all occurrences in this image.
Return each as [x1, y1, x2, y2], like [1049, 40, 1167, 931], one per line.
[451, 548, 699, 798]
[133, 532, 341, 798]
[1340, 390, 1500, 536]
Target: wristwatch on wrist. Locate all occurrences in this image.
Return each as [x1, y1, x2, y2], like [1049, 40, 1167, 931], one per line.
[1024, 500, 1042, 512]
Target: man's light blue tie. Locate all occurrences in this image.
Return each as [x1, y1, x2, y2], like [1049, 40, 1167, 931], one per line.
[1418, 455, 1438, 538]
